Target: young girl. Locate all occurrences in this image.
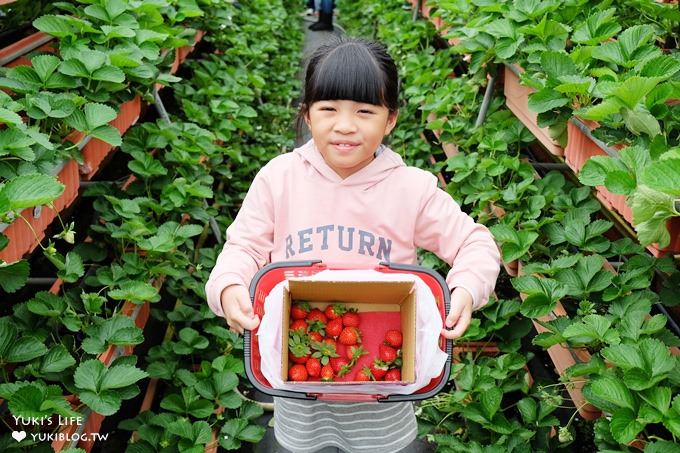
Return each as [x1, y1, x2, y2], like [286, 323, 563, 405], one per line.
[206, 37, 500, 453]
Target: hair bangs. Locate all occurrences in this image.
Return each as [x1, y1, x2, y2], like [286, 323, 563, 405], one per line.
[309, 43, 387, 107]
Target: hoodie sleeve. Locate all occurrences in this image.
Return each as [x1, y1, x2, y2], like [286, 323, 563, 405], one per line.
[414, 174, 500, 310]
[205, 167, 275, 318]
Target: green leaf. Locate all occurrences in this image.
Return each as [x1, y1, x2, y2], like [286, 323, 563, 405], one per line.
[641, 159, 680, 196]
[39, 345, 76, 374]
[78, 389, 121, 416]
[92, 66, 126, 83]
[32, 55, 62, 83]
[100, 365, 148, 390]
[59, 251, 85, 283]
[7, 336, 48, 363]
[528, 88, 569, 114]
[517, 397, 537, 424]
[610, 408, 644, 444]
[601, 344, 644, 370]
[2, 174, 64, 210]
[27, 291, 66, 317]
[90, 125, 122, 146]
[604, 170, 636, 195]
[74, 360, 105, 393]
[640, 387, 671, 416]
[33, 15, 74, 38]
[622, 106, 661, 137]
[589, 375, 637, 410]
[0, 260, 30, 293]
[541, 51, 578, 81]
[480, 387, 502, 419]
[85, 103, 117, 128]
[108, 280, 160, 304]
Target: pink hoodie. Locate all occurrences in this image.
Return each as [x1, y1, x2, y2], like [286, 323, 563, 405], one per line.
[206, 139, 500, 317]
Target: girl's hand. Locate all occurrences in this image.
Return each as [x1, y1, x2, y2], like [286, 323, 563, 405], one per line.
[221, 284, 260, 334]
[441, 287, 473, 340]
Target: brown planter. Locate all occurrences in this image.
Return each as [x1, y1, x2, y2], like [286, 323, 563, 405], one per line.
[0, 160, 80, 263]
[504, 65, 564, 157]
[517, 263, 602, 420]
[51, 397, 106, 453]
[0, 31, 54, 68]
[565, 119, 680, 256]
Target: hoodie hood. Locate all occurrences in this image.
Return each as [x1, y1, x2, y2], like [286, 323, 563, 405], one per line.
[294, 138, 406, 188]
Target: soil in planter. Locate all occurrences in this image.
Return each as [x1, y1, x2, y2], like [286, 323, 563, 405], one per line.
[494, 267, 516, 300]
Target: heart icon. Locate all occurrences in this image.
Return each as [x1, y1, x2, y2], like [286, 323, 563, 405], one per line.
[12, 430, 27, 442]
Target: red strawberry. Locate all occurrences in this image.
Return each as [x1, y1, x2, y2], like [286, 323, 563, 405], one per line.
[326, 318, 343, 338]
[342, 310, 360, 327]
[291, 302, 310, 320]
[309, 331, 323, 342]
[384, 330, 403, 348]
[306, 358, 321, 377]
[288, 364, 308, 381]
[290, 319, 308, 333]
[290, 353, 309, 364]
[330, 356, 350, 374]
[354, 366, 373, 381]
[306, 308, 327, 325]
[338, 327, 361, 346]
[370, 359, 389, 380]
[384, 368, 401, 381]
[346, 345, 367, 361]
[378, 344, 397, 363]
[322, 337, 336, 348]
[320, 364, 334, 381]
[324, 303, 347, 320]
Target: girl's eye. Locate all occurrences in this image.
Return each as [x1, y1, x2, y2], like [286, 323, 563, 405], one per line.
[319, 107, 335, 111]
[358, 109, 374, 114]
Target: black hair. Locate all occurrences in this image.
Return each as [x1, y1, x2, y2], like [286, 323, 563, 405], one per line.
[296, 37, 400, 136]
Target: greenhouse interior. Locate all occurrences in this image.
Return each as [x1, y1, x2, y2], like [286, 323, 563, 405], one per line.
[0, 0, 679, 452]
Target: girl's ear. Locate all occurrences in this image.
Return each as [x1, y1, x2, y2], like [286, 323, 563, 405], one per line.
[384, 110, 399, 135]
[302, 104, 311, 127]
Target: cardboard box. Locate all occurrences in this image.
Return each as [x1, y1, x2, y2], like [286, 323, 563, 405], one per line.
[281, 279, 417, 384]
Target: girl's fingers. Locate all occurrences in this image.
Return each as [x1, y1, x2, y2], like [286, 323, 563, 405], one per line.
[446, 305, 472, 339]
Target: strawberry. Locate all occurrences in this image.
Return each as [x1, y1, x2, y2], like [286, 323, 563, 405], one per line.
[342, 310, 360, 327]
[309, 331, 323, 342]
[324, 303, 347, 320]
[320, 364, 335, 381]
[384, 330, 403, 348]
[306, 358, 321, 377]
[322, 337, 336, 348]
[290, 319, 308, 333]
[291, 302, 311, 320]
[384, 368, 401, 381]
[306, 308, 328, 325]
[369, 359, 389, 380]
[288, 364, 308, 381]
[326, 318, 343, 338]
[378, 344, 397, 364]
[338, 327, 361, 346]
[354, 366, 373, 381]
[346, 345, 367, 361]
[330, 356, 350, 374]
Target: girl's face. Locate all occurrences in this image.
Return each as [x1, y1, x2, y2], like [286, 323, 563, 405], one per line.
[305, 99, 397, 179]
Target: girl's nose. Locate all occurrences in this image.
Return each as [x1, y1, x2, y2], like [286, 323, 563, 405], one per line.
[334, 112, 357, 133]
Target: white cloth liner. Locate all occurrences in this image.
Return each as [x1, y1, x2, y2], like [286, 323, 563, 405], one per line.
[257, 269, 448, 395]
